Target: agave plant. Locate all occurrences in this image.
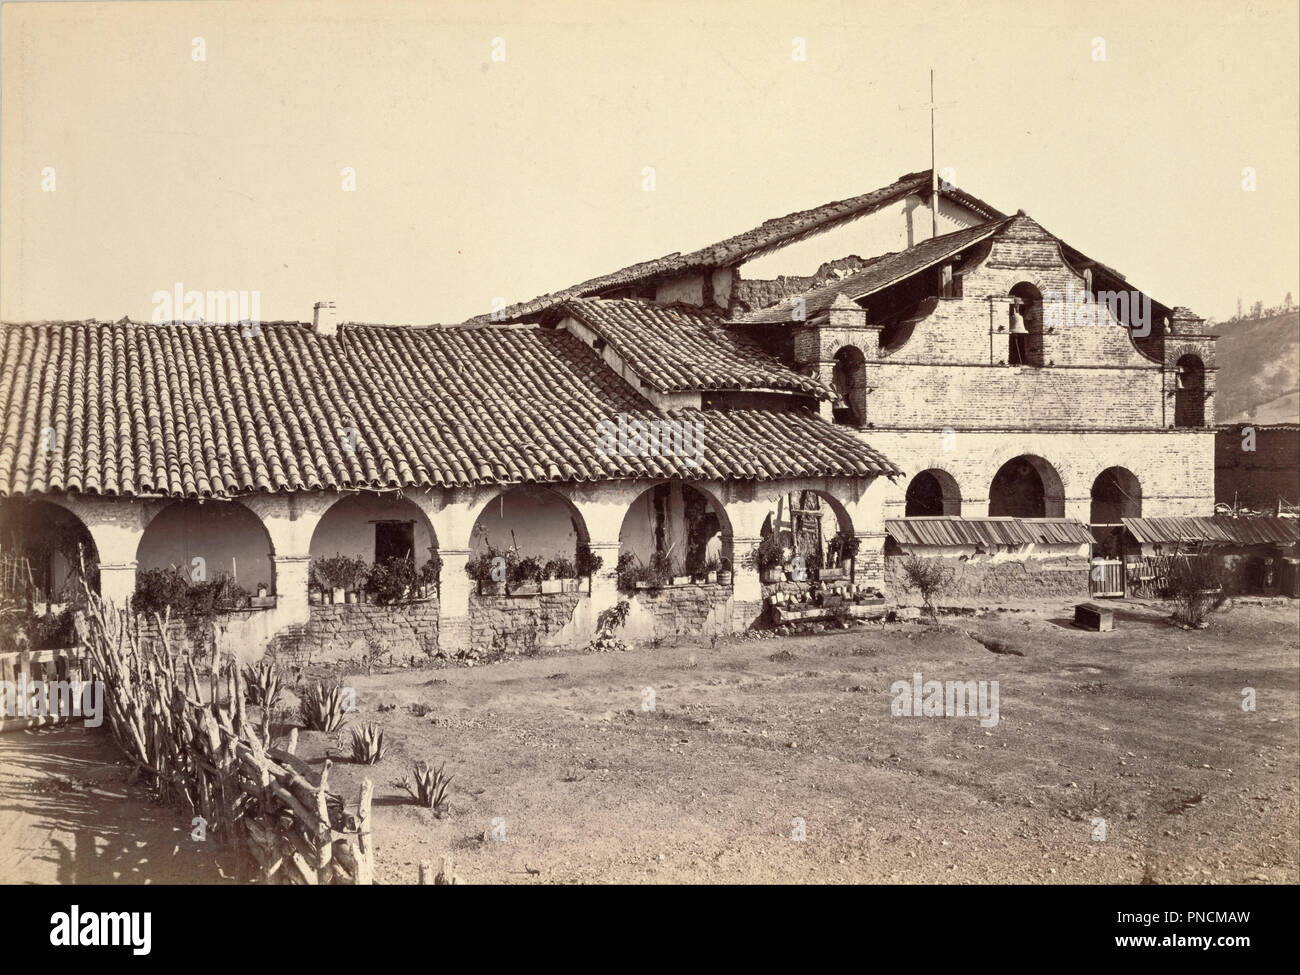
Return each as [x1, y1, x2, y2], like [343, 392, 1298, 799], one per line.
[298, 682, 345, 732]
[242, 660, 283, 710]
[350, 722, 387, 764]
[402, 760, 453, 814]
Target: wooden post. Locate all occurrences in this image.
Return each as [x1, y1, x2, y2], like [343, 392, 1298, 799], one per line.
[316, 759, 333, 883]
[356, 779, 374, 885]
[418, 860, 434, 885]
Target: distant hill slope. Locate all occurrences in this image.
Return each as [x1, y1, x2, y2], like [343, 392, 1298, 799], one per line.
[1211, 310, 1300, 424]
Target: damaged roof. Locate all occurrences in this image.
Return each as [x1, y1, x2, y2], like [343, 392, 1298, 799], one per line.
[468, 170, 942, 323]
[0, 318, 901, 499]
[734, 218, 1013, 324]
[562, 298, 833, 398]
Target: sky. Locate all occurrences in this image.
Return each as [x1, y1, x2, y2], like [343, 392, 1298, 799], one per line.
[2, 0, 1297, 325]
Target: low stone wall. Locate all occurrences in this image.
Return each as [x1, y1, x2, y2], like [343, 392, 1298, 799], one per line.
[884, 554, 1089, 603]
[138, 607, 278, 661]
[469, 591, 585, 654]
[622, 583, 735, 641]
[267, 599, 440, 666]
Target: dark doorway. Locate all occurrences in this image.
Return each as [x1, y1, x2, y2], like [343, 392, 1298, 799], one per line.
[375, 521, 415, 564]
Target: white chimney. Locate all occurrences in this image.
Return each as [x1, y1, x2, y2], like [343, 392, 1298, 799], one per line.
[313, 300, 338, 336]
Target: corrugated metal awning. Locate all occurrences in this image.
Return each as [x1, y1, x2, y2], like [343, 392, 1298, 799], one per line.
[886, 517, 1093, 547]
[1122, 516, 1300, 546]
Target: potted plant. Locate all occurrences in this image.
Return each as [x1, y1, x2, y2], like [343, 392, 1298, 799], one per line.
[511, 556, 543, 595]
[649, 551, 673, 590]
[703, 557, 720, 584]
[465, 549, 507, 596]
[575, 543, 603, 587]
[418, 552, 442, 599]
[313, 554, 365, 605]
[829, 532, 860, 572]
[717, 557, 732, 586]
[251, 582, 275, 608]
[752, 533, 786, 583]
[541, 557, 574, 594]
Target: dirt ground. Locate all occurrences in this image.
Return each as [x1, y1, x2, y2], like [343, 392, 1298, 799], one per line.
[2, 598, 1296, 885]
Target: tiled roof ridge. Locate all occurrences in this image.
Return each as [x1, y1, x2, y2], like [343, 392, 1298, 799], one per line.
[559, 296, 834, 398]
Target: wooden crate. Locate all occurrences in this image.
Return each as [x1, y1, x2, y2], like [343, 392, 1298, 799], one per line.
[1073, 602, 1114, 632]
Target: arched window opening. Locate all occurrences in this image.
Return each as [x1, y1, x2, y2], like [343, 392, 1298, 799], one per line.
[138, 500, 274, 593]
[618, 483, 732, 587]
[831, 346, 867, 427]
[0, 499, 99, 609]
[1174, 354, 1206, 427]
[905, 470, 962, 517]
[308, 493, 439, 602]
[1008, 282, 1044, 367]
[989, 455, 1065, 518]
[1090, 467, 1142, 558]
[466, 486, 590, 594]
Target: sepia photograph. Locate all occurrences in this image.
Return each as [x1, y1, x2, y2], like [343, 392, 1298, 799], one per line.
[0, 0, 1296, 948]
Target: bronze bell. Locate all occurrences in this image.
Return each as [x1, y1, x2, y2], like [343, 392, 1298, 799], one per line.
[1009, 302, 1030, 334]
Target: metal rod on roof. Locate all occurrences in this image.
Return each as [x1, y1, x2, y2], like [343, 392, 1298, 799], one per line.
[930, 69, 938, 240]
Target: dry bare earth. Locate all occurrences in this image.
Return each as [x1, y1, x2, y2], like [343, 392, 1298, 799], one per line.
[0, 600, 1295, 885]
[306, 600, 1298, 884]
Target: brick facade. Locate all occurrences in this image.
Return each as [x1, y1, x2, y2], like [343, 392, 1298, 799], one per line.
[793, 214, 1217, 521]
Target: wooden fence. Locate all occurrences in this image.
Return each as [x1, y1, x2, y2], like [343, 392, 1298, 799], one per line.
[0, 646, 88, 733]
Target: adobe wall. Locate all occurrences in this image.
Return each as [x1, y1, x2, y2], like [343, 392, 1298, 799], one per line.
[468, 591, 585, 654]
[266, 599, 440, 667]
[621, 584, 735, 641]
[885, 553, 1089, 602]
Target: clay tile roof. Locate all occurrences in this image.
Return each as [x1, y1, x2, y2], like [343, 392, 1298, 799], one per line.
[563, 298, 833, 398]
[734, 217, 1012, 324]
[0, 319, 900, 499]
[466, 170, 936, 324]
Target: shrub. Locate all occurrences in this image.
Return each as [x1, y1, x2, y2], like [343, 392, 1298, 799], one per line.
[616, 551, 638, 591]
[132, 569, 249, 641]
[511, 556, 544, 586]
[898, 554, 953, 618]
[131, 567, 194, 618]
[750, 532, 789, 572]
[243, 660, 283, 710]
[350, 723, 387, 764]
[1167, 554, 1230, 627]
[575, 544, 603, 577]
[365, 555, 420, 605]
[311, 554, 369, 592]
[419, 553, 442, 589]
[465, 546, 517, 585]
[402, 760, 453, 813]
[298, 682, 345, 732]
[542, 557, 576, 580]
[648, 551, 673, 585]
[828, 532, 861, 565]
[588, 598, 632, 653]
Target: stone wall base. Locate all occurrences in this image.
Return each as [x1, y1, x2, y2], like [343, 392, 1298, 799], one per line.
[885, 554, 1089, 602]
